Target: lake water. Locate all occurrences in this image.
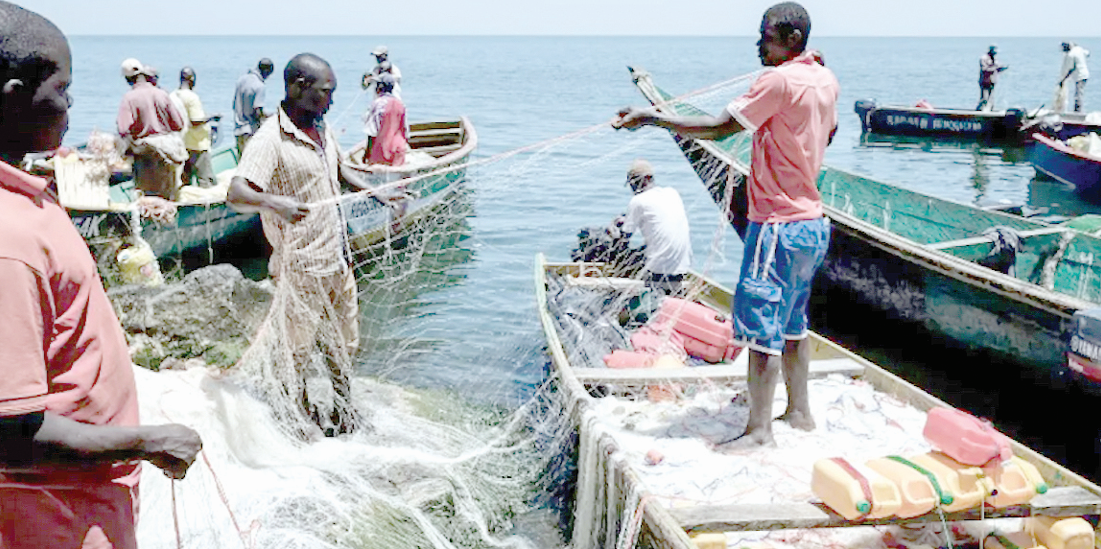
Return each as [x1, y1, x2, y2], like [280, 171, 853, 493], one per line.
[63, 35, 1101, 545]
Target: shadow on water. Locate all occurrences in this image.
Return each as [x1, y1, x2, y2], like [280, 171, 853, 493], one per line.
[810, 288, 1101, 483]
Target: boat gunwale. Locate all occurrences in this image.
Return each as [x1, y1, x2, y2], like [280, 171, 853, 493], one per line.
[343, 115, 478, 177]
[535, 253, 1101, 548]
[631, 70, 1099, 319]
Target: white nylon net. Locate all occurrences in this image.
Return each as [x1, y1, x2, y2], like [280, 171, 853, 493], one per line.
[131, 74, 771, 549]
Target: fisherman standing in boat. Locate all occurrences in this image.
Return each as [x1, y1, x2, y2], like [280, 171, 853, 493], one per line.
[363, 71, 408, 166]
[977, 44, 1007, 112]
[227, 53, 372, 437]
[171, 66, 221, 188]
[0, 3, 202, 547]
[233, 57, 274, 155]
[612, 159, 692, 295]
[614, 1, 838, 448]
[1060, 41, 1090, 112]
[362, 45, 402, 99]
[117, 59, 187, 200]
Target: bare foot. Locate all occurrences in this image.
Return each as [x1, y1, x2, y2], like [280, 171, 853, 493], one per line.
[778, 409, 816, 431]
[714, 429, 777, 452]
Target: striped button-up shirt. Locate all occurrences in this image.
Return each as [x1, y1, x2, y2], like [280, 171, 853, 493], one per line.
[234, 107, 348, 278]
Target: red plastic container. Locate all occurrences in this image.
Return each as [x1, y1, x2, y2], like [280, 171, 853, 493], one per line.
[923, 407, 1012, 466]
[654, 298, 738, 363]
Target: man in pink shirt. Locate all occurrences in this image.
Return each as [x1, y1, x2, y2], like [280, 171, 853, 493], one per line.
[363, 72, 408, 166]
[0, 3, 201, 547]
[117, 59, 186, 200]
[615, 1, 838, 448]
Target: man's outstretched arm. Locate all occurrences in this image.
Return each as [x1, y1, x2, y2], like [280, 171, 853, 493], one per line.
[613, 106, 745, 141]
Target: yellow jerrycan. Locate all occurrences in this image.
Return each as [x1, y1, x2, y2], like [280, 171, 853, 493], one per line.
[811, 457, 902, 520]
[982, 456, 1049, 508]
[1026, 516, 1095, 549]
[866, 455, 942, 518]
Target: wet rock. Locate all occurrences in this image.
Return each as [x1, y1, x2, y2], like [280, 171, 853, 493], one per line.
[108, 264, 274, 370]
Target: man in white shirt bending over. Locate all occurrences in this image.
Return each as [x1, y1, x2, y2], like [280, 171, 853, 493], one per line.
[616, 159, 692, 295]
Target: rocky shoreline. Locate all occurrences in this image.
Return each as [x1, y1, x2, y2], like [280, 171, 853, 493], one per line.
[108, 264, 273, 370]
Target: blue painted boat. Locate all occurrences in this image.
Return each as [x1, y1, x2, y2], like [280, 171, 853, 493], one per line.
[1030, 133, 1101, 202]
[854, 99, 1027, 141]
[855, 100, 1101, 143]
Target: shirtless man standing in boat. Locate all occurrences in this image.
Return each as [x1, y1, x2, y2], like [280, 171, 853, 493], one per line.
[614, 1, 838, 448]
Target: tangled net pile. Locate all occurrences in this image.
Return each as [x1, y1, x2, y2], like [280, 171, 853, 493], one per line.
[134, 72, 759, 549]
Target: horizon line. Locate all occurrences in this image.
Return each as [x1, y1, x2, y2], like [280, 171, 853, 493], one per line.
[66, 33, 1101, 39]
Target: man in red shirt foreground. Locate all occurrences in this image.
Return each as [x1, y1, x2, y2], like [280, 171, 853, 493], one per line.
[615, 1, 839, 449]
[0, 3, 202, 547]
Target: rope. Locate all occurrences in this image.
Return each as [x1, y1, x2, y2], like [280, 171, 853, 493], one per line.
[171, 479, 182, 549]
[312, 70, 761, 209]
[202, 449, 253, 549]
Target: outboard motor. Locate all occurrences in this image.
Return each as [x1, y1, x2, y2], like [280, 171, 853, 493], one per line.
[1068, 308, 1101, 391]
[854, 99, 876, 115]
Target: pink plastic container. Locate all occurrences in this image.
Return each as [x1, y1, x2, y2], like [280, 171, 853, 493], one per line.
[655, 298, 736, 363]
[630, 326, 686, 357]
[603, 350, 655, 369]
[923, 407, 1013, 466]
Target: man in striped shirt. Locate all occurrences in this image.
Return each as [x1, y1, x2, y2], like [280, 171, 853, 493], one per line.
[227, 53, 372, 437]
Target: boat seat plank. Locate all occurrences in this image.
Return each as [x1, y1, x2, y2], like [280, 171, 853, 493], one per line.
[926, 227, 1068, 250]
[573, 357, 864, 386]
[409, 128, 464, 140]
[671, 486, 1101, 533]
[415, 143, 464, 156]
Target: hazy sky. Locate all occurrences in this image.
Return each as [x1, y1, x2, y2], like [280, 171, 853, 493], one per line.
[15, 0, 1101, 37]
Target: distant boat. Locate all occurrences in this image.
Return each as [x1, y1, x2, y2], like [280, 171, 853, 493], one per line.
[629, 66, 1101, 387]
[855, 99, 1101, 143]
[341, 117, 477, 250]
[1030, 133, 1101, 203]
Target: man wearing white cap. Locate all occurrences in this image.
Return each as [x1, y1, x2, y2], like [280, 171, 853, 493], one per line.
[1060, 41, 1090, 112]
[361, 45, 402, 99]
[977, 44, 1007, 111]
[116, 58, 186, 200]
[614, 159, 692, 295]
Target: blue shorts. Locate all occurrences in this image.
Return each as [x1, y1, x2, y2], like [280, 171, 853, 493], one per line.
[733, 218, 830, 355]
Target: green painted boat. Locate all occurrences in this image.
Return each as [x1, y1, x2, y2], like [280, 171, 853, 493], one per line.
[342, 117, 476, 250]
[629, 67, 1101, 384]
[64, 146, 259, 261]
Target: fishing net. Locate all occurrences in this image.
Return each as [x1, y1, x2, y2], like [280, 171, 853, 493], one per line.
[130, 72, 765, 549]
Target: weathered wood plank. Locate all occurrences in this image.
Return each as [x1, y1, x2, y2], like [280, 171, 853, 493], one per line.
[670, 486, 1101, 534]
[574, 358, 864, 386]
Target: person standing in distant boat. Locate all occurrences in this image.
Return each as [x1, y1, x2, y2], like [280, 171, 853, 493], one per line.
[612, 159, 692, 296]
[363, 72, 408, 166]
[614, 1, 838, 449]
[0, 4, 202, 548]
[233, 57, 274, 155]
[977, 44, 1007, 112]
[1060, 41, 1090, 112]
[171, 66, 221, 187]
[361, 45, 402, 99]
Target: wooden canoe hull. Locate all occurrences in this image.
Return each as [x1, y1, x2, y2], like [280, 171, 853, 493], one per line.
[534, 255, 1101, 549]
[67, 147, 259, 259]
[342, 117, 477, 250]
[854, 100, 1026, 141]
[632, 69, 1101, 385]
[1031, 133, 1101, 201]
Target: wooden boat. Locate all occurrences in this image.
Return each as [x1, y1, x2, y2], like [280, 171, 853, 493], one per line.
[1030, 133, 1101, 202]
[341, 117, 477, 249]
[61, 146, 259, 260]
[854, 99, 1027, 141]
[535, 254, 1101, 549]
[855, 100, 1101, 143]
[629, 67, 1101, 386]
